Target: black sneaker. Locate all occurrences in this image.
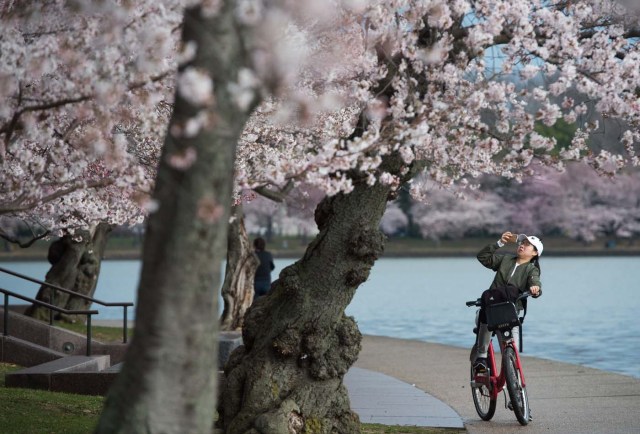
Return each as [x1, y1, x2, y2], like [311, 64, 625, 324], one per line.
[473, 357, 488, 373]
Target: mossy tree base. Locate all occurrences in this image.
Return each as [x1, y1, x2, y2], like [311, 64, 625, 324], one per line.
[220, 179, 393, 434]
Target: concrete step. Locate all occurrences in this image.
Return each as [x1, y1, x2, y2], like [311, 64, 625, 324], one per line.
[0, 308, 128, 366]
[102, 362, 123, 373]
[5, 355, 112, 395]
[8, 355, 111, 374]
[1, 335, 66, 367]
[2, 318, 244, 397]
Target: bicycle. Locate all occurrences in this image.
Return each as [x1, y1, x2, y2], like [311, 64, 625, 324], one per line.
[466, 291, 532, 425]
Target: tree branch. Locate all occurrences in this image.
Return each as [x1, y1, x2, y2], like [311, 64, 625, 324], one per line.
[0, 178, 115, 214]
[20, 71, 172, 114]
[1, 71, 174, 147]
[580, 26, 640, 41]
[0, 226, 50, 248]
[253, 180, 294, 203]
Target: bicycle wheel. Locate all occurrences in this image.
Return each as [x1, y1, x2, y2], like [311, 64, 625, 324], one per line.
[470, 366, 496, 420]
[504, 347, 530, 425]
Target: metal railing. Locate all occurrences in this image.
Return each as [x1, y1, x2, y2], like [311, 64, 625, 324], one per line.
[2, 287, 99, 355]
[0, 265, 133, 344]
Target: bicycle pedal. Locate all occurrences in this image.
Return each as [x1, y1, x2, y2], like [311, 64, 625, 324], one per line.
[473, 370, 489, 381]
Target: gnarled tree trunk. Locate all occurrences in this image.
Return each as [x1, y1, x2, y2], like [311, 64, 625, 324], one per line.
[24, 223, 111, 323]
[221, 205, 260, 331]
[220, 178, 392, 434]
[96, 4, 257, 434]
[61, 223, 111, 322]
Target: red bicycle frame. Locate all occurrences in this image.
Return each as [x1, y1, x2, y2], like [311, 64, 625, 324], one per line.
[474, 333, 527, 400]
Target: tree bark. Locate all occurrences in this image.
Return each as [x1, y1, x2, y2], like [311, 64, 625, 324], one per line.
[220, 178, 393, 434]
[61, 223, 111, 322]
[24, 223, 111, 323]
[221, 205, 260, 331]
[96, 4, 256, 434]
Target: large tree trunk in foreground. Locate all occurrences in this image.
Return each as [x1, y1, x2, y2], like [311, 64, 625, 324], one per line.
[220, 179, 392, 434]
[25, 223, 111, 323]
[96, 4, 255, 434]
[221, 205, 259, 331]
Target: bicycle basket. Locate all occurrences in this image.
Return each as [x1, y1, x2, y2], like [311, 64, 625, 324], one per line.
[485, 301, 520, 331]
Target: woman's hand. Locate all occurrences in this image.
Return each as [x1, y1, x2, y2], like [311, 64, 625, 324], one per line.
[530, 285, 541, 297]
[501, 231, 515, 244]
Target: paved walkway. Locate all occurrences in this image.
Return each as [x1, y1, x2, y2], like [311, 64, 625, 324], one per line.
[355, 335, 640, 434]
[95, 321, 640, 432]
[345, 367, 463, 428]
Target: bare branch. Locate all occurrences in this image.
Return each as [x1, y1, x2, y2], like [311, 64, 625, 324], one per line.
[0, 226, 50, 248]
[253, 180, 295, 203]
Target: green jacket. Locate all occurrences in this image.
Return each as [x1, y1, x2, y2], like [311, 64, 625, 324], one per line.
[477, 242, 542, 310]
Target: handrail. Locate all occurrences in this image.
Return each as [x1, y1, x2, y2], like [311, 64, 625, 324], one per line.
[0, 266, 133, 343]
[2, 287, 99, 356]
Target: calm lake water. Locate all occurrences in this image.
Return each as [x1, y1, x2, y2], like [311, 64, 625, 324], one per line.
[2, 257, 639, 378]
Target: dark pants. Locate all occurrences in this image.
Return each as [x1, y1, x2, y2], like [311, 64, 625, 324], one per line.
[254, 280, 271, 298]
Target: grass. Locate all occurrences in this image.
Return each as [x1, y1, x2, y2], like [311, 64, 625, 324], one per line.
[2, 364, 463, 434]
[0, 363, 103, 434]
[54, 321, 131, 343]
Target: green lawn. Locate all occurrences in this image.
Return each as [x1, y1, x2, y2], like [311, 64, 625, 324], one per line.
[54, 321, 131, 343]
[0, 363, 102, 434]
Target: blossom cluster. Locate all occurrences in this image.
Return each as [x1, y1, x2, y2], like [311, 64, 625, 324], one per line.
[0, 0, 182, 234]
[400, 162, 640, 242]
[236, 0, 640, 200]
[1, 0, 639, 236]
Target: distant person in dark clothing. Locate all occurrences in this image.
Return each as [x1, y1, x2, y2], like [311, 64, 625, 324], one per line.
[253, 237, 275, 299]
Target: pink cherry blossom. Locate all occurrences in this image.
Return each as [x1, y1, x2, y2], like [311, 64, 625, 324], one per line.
[1, 0, 638, 240]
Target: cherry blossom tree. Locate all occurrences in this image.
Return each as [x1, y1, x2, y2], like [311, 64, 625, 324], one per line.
[3, 0, 640, 433]
[509, 163, 640, 242]
[220, 204, 261, 332]
[93, 0, 277, 431]
[410, 185, 509, 242]
[220, 186, 321, 332]
[0, 1, 177, 229]
[243, 193, 287, 240]
[0, 0, 179, 319]
[243, 187, 321, 238]
[87, 1, 363, 433]
[220, 2, 640, 432]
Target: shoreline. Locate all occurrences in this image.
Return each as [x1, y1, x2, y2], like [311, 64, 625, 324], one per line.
[3, 234, 639, 261]
[1, 249, 640, 262]
[91, 320, 638, 379]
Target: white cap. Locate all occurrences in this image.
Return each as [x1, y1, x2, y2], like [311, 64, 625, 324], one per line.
[517, 234, 544, 256]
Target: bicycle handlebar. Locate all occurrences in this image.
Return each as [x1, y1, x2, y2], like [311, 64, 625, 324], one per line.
[465, 291, 532, 307]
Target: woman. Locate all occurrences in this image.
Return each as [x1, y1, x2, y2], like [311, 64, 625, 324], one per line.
[473, 231, 543, 373]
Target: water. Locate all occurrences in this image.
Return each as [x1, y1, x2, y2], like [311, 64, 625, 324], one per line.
[347, 257, 640, 379]
[2, 257, 639, 378]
